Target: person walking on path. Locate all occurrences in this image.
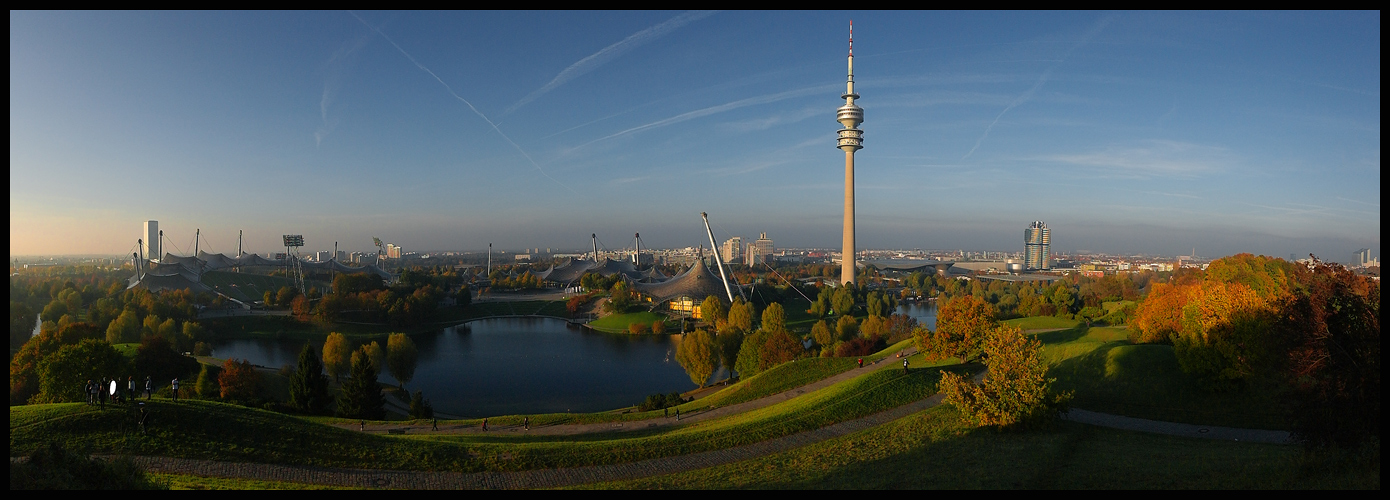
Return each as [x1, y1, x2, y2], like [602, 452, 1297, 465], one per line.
[171, 377, 180, 402]
[524, 417, 529, 431]
[127, 376, 136, 402]
[675, 408, 680, 421]
[858, 358, 863, 368]
[432, 418, 438, 431]
[903, 358, 909, 373]
[359, 420, 365, 431]
[482, 418, 488, 432]
[145, 376, 153, 401]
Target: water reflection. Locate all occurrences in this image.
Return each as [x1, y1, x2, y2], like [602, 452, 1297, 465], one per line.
[211, 317, 692, 417]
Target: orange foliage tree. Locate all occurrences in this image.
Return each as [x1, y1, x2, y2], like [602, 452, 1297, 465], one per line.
[218, 358, 260, 402]
[916, 294, 997, 363]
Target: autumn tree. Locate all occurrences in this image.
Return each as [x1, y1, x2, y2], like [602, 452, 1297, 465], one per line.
[760, 330, 803, 370]
[726, 296, 753, 332]
[386, 333, 418, 388]
[289, 343, 332, 414]
[760, 302, 787, 335]
[1170, 280, 1277, 387]
[360, 341, 385, 375]
[939, 325, 1070, 428]
[322, 332, 351, 382]
[338, 349, 385, 420]
[810, 320, 835, 349]
[1279, 259, 1380, 449]
[651, 320, 666, 335]
[676, 328, 719, 387]
[699, 295, 727, 328]
[716, 328, 744, 376]
[832, 287, 856, 317]
[217, 358, 260, 402]
[735, 329, 772, 379]
[918, 294, 997, 363]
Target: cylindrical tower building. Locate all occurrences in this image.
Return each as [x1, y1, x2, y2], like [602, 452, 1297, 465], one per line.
[838, 22, 864, 286]
[1024, 221, 1051, 270]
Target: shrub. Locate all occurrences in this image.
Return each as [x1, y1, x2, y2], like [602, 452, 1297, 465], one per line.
[10, 442, 162, 490]
[628, 322, 648, 334]
[651, 320, 666, 335]
[940, 325, 1071, 429]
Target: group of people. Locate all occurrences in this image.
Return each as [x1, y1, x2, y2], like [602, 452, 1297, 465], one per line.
[84, 376, 179, 407]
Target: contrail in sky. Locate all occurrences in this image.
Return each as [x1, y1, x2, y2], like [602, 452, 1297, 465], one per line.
[503, 10, 718, 117]
[962, 14, 1115, 160]
[572, 84, 834, 152]
[348, 11, 577, 196]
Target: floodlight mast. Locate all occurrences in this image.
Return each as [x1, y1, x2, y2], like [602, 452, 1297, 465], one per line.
[701, 212, 738, 303]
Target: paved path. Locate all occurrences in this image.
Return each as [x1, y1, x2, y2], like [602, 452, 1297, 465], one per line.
[91, 350, 1295, 489]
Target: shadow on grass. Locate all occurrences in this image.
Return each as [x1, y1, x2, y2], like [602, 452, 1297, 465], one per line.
[1031, 325, 1089, 344]
[1049, 341, 1290, 430]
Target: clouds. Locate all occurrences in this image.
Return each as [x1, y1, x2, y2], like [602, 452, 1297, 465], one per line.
[1039, 140, 1234, 179]
[504, 11, 718, 116]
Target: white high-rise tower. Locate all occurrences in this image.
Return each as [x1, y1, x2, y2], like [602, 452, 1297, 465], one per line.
[838, 22, 864, 285]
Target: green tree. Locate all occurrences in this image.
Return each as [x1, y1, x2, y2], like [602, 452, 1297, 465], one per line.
[338, 349, 385, 420]
[939, 325, 1071, 428]
[195, 363, 220, 398]
[322, 332, 351, 382]
[35, 339, 127, 404]
[836, 315, 859, 341]
[699, 295, 727, 327]
[409, 390, 434, 419]
[132, 335, 198, 384]
[105, 310, 140, 345]
[676, 329, 719, 387]
[716, 328, 744, 377]
[832, 287, 856, 317]
[811, 320, 834, 348]
[289, 343, 332, 414]
[735, 329, 772, 379]
[726, 296, 753, 332]
[386, 333, 419, 388]
[760, 302, 787, 334]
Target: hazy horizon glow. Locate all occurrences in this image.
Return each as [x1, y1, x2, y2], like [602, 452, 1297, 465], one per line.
[10, 11, 1380, 262]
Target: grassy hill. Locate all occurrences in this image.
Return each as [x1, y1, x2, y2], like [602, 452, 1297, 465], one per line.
[10, 320, 1379, 489]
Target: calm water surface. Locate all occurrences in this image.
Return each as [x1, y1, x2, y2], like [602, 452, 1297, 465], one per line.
[211, 317, 691, 418]
[210, 302, 936, 418]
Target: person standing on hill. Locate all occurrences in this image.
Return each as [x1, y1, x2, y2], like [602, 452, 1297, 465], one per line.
[171, 377, 180, 402]
[144, 376, 153, 401]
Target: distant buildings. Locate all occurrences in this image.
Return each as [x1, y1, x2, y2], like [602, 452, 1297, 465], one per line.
[144, 220, 159, 260]
[1024, 221, 1051, 270]
[750, 232, 775, 266]
[721, 236, 743, 264]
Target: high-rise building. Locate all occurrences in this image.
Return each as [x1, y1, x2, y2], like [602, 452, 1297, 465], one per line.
[837, 22, 864, 285]
[721, 236, 743, 264]
[1024, 221, 1051, 270]
[750, 232, 775, 266]
[143, 220, 159, 261]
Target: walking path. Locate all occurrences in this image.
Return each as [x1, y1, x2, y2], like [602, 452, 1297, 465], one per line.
[96, 349, 1294, 489]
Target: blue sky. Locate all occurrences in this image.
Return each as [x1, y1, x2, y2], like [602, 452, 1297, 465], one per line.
[9, 11, 1380, 261]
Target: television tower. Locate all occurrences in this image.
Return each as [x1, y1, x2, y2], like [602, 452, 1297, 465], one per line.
[837, 21, 864, 285]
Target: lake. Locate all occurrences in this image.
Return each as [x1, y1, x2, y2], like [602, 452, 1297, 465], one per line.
[209, 303, 936, 418]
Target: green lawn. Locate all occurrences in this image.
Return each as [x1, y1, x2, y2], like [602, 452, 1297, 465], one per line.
[1036, 325, 1289, 430]
[582, 404, 1377, 489]
[1003, 315, 1081, 330]
[587, 311, 670, 333]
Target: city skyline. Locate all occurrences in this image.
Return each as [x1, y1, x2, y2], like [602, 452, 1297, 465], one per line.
[10, 11, 1380, 260]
